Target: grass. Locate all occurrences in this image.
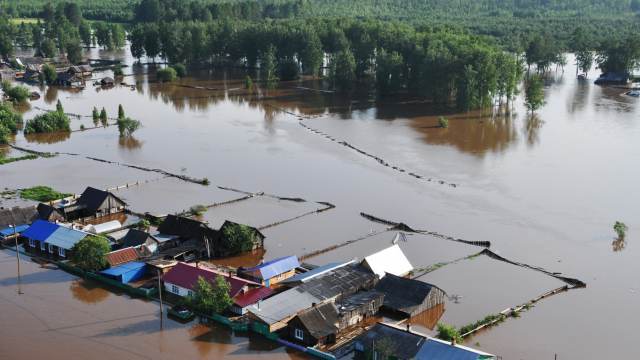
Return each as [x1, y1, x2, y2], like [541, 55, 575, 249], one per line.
[9, 18, 39, 24]
[20, 185, 72, 202]
[0, 154, 38, 165]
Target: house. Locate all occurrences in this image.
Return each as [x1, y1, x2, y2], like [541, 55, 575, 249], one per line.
[78, 64, 93, 76]
[100, 261, 147, 284]
[37, 203, 65, 222]
[162, 262, 272, 315]
[0, 225, 30, 241]
[22, 220, 61, 255]
[337, 290, 384, 329]
[287, 302, 339, 347]
[361, 244, 413, 279]
[106, 247, 140, 267]
[375, 274, 446, 317]
[53, 71, 84, 87]
[353, 322, 496, 360]
[238, 255, 299, 287]
[248, 264, 378, 332]
[282, 261, 354, 286]
[62, 187, 127, 221]
[42, 226, 88, 259]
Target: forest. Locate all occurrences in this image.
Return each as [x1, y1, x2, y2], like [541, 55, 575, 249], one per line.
[0, 0, 639, 110]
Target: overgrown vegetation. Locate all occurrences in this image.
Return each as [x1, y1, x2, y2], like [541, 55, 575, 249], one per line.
[189, 204, 207, 216]
[71, 235, 111, 272]
[525, 75, 545, 113]
[24, 108, 71, 134]
[438, 117, 449, 129]
[613, 221, 628, 238]
[117, 117, 141, 137]
[2, 80, 30, 103]
[0, 101, 23, 144]
[185, 275, 233, 315]
[222, 222, 258, 254]
[436, 323, 462, 343]
[157, 67, 177, 82]
[0, 154, 38, 165]
[20, 185, 71, 202]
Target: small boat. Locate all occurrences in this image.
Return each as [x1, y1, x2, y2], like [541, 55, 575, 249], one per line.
[168, 305, 195, 321]
[626, 90, 640, 97]
[577, 74, 587, 80]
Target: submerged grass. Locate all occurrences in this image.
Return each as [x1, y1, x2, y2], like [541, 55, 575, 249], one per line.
[20, 186, 72, 202]
[0, 154, 38, 165]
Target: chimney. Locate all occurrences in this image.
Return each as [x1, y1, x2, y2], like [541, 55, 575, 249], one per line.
[312, 302, 317, 307]
[406, 323, 411, 333]
[257, 300, 261, 310]
[195, 260, 199, 268]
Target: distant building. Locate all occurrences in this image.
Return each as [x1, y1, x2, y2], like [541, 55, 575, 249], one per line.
[353, 322, 496, 360]
[46, 187, 127, 222]
[282, 261, 354, 286]
[287, 302, 339, 347]
[238, 255, 299, 287]
[162, 262, 272, 315]
[375, 274, 446, 317]
[101, 77, 115, 86]
[361, 244, 413, 279]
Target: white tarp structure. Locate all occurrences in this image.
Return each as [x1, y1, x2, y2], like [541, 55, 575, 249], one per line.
[84, 220, 122, 234]
[361, 243, 413, 279]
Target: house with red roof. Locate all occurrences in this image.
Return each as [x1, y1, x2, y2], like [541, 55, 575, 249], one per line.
[162, 262, 273, 315]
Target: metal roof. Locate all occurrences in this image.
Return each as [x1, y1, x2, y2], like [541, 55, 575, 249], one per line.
[242, 255, 299, 280]
[21, 220, 60, 242]
[85, 220, 121, 234]
[416, 339, 491, 360]
[45, 226, 88, 250]
[362, 244, 413, 278]
[355, 322, 428, 359]
[233, 286, 274, 308]
[0, 224, 30, 237]
[282, 261, 353, 285]
[106, 247, 140, 267]
[298, 265, 377, 301]
[295, 302, 339, 339]
[100, 261, 146, 276]
[248, 287, 323, 326]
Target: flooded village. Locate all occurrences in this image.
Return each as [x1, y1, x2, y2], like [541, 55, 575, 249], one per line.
[0, 12, 639, 360]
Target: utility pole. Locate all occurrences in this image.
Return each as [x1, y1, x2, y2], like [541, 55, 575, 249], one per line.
[13, 225, 23, 295]
[157, 268, 164, 329]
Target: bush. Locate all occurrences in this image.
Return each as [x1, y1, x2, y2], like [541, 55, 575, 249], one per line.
[118, 104, 125, 119]
[113, 65, 123, 77]
[190, 204, 207, 216]
[92, 106, 99, 125]
[117, 117, 141, 137]
[100, 107, 108, 126]
[436, 323, 462, 343]
[222, 222, 258, 254]
[0, 102, 22, 144]
[20, 186, 71, 202]
[71, 235, 111, 272]
[278, 58, 300, 81]
[2, 80, 30, 103]
[173, 63, 186, 77]
[24, 111, 71, 134]
[438, 117, 449, 128]
[157, 67, 177, 82]
[614, 221, 628, 238]
[42, 64, 57, 85]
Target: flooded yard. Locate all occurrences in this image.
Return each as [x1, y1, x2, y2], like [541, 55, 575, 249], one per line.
[1, 46, 639, 359]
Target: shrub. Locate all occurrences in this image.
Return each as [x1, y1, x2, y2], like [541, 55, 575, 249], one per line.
[438, 117, 449, 128]
[113, 65, 123, 77]
[436, 323, 462, 343]
[614, 221, 628, 238]
[118, 104, 125, 119]
[92, 106, 99, 125]
[24, 111, 71, 134]
[42, 64, 57, 84]
[20, 186, 71, 202]
[0, 102, 22, 144]
[71, 235, 111, 272]
[116, 117, 141, 137]
[190, 204, 207, 216]
[245, 76, 253, 91]
[157, 67, 177, 82]
[100, 107, 108, 126]
[2, 80, 30, 103]
[56, 99, 64, 113]
[222, 222, 258, 254]
[173, 63, 186, 77]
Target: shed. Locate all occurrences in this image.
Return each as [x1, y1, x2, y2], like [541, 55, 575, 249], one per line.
[106, 247, 140, 267]
[238, 255, 300, 287]
[100, 261, 147, 283]
[375, 274, 446, 317]
[0, 224, 30, 240]
[84, 220, 122, 234]
[337, 290, 384, 329]
[287, 302, 339, 346]
[361, 244, 413, 279]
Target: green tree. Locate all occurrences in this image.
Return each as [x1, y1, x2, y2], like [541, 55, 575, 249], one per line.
[2, 81, 30, 103]
[436, 323, 462, 343]
[99, 107, 108, 126]
[438, 117, 449, 128]
[113, 65, 123, 77]
[261, 45, 278, 88]
[42, 64, 57, 84]
[118, 104, 125, 119]
[117, 117, 141, 137]
[222, 223, 257, 253]
[40, 38, 57, 58]
[129, 25, 146, 61]
[0, 102, 22, 144]
[92, 106, 99, 126]
[331, 48, 356, 91]
[613, 221, 628, 238]
[56, 99, 64, 113]
[157, 67, 177, 82]
[63, 2, 82, 26]
[376, 49, 404, 95]
[173, 64, 187, 77]
[71, 235, 111, 272]
[65, 40, 82, 64]
[79, 21, 91, 48]
[245, 76, 253, 91]
[525, 75, 545, 113]
[188, 275, 233, 314]
[24, 111, 71, 134]
[597, 35, 640, 73]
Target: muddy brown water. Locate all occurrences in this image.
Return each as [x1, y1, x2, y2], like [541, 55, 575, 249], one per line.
[1, 47, 639, 359]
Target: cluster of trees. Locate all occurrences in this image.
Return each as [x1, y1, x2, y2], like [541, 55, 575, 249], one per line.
[24, 100, 70, 134]
[185, 275, 233, 315]
[0, 101, 22, 144]
[221, 223, 259, 254]
[71, 234, 111, 272]
[116, 104, 141, 137]
[129, 19, 524, 109]
[1, 80, 30, 102]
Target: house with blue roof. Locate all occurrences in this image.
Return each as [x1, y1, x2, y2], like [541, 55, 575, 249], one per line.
[22, 220, 88, 259]
[22, 220, 60, 254]
[238, 255, 300, 287]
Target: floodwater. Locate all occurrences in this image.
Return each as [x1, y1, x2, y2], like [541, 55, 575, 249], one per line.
[1, 45, 639, 359]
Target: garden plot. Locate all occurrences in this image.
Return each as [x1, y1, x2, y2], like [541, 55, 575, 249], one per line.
[198, 195, 321, 231]
[110, 178, 241, 216]
[418, 255, 566, 330]
[260, 208, 389, 261]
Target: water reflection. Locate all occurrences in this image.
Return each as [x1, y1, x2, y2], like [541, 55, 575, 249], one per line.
[524, 114, 544, 147]
[70, 279, 111, 304]
[612, 236, 626, 252]
[189, 323, 233, 357]
[568, 78, 591, 114]
[119, 136, 143, 150]
[24, 131, 71, 144]
[207, 248, 265, 268]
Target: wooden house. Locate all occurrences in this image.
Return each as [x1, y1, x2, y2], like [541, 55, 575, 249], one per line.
[375, 273, 446, 317]
[287, 302, 339, 347]
[336, 290, 384, 329]
[62, 187, 127, 221]
[237, 255, 299, 287]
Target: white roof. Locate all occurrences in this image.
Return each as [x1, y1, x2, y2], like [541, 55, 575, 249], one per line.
[84, 220, 122, 234]
[362, 243, 413, 279]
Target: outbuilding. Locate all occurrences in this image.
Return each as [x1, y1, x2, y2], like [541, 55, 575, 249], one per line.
[100, 261, 147, 284]
[375, 274, 446, 317]
[361, 244, 413, 279]
[287, 302, 339, 347]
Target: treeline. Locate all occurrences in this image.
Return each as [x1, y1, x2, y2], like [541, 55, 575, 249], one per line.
[129, 19, 523, 110]
[1, 0, 132, 22]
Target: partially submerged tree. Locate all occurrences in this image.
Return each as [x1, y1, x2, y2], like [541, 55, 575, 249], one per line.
[118, 104, 125, 119]
[116, 117, 141, 137]
[2, 81, 30, 103]
[0, 102, 23, 144]
[613, 221, 628, 238]
[71, 235, 111, 272]
[525, 75, 545, 113]
[190, 204, 207, 216]
[92, 106, 99, 126]
[100, 107, 108, 126]
[188, 275, 233, 314]
[56, 99, 64, 113]
[42, 64, 57, 85]
[24, 111, 71, 134]
[436, 323, 462, 344]
[157, 67, 177, 82]
[222, 223, 257, 253]
[438, 117, 449, 129]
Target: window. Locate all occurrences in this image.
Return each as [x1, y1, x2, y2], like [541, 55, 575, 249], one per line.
[40, 241, 46, 251]
[48, 244, 54, 253]
[58, 247, 66, 257]
[29, 239, 36, 247]
[294, 328, 304, 341]
[187, 290, 193, 297]
[171, 285, 180, 295]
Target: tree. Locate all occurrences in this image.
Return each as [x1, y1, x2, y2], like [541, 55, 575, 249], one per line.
[144, 25, 161, 61]
[188, 275, 233, 314]
[331, 49, 356, 91]
[438, 117, 449, 128]
[24, 111, 71, 134]
[79, 21, 91, 48]
[613, 221, 628, 238]
[113, 65, 123, 77]
[92, 107, 99, 126]
[525, 75, 545, 113]
[222, 223, 257, 253]
[436, 323, 462, 343]
[2, 81, 30, 103]
[42, 64, 57, 84]
[117, 117, 141, 137]
[118, 104, 125, 119]
[129, 26, 146, 61]
[40, 38, 57, 58]
[597, 35, 640, 74]
[71, 235, 111, 272]
[173, 64, 187, 77]
[0, 102, 22, 144]
[245, 76, 253, 91]
[376, 49, 404, 95]
[63, 2, 82, 26]
[56, 99, 64, 113]
[100, 107, 108, 126]
[65, 40, 82, 64]
[261, 45, 278, 88]
[135, 0, 161, 22]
